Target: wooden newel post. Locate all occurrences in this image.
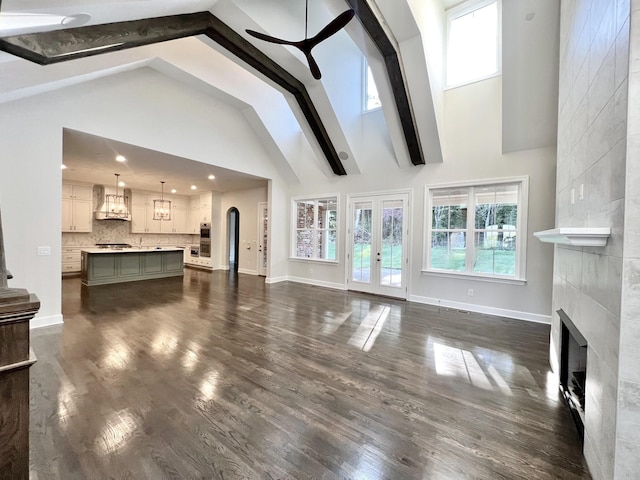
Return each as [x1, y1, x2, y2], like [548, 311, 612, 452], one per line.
[0, 205, 40, 480]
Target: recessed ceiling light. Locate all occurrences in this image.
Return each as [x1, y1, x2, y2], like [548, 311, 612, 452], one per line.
[115, 155, 126, 162]
[118, 181, 125, 187]
[191, 185, 197, 190]
[61, 164, 67, 170]
[208, 174, 215, 180]
[171, 189, 177, 194]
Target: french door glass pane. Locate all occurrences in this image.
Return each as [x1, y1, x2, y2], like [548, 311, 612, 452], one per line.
[352, 202, 372, 283]
[473, 232, 516, 275]
[381, 200, 403, 287]
[431, 231, 466, 271]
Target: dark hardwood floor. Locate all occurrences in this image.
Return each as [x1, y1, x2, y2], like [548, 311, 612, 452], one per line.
[29, 270, 591, 479]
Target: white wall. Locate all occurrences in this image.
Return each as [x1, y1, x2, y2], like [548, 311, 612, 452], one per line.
[287, 76, 556, 322]
[219, 186, 268, 275]
[0, 66, 289, 326]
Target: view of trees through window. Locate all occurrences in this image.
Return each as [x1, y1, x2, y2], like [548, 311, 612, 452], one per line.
[294, 198, 337, 260]
[430, 183, 518, 276]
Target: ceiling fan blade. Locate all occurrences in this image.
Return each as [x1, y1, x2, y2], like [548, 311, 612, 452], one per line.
[245, 29, 295, 46]
[305, 52, 322, 80]
[308, 9, 355, 47]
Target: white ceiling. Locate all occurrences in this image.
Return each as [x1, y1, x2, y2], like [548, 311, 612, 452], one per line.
[62, 129, 267, 195]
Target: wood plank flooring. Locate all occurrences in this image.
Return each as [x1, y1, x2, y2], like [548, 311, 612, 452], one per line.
[28, 270, 591, 479]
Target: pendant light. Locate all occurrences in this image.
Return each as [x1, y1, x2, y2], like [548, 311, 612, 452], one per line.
[153, 181, 171, 221]
[105, 173, 129, 219]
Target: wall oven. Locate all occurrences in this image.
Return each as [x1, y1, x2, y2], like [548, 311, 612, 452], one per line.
[199, 222, 211, 258]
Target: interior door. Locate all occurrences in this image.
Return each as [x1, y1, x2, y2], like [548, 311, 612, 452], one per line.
[348, 193, 409, 298]
[257, 202, 268, 276]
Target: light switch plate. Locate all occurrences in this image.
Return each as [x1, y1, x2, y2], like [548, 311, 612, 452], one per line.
[37, 246, 51, 256]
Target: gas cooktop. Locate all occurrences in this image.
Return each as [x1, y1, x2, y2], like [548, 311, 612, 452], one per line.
[95, 243, 132, 249]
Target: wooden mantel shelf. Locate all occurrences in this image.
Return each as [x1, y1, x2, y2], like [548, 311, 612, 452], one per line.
[533, 228, 611, 247]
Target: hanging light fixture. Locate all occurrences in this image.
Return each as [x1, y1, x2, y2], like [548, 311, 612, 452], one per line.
[153, 181, 171, 221]
[105, 173, 129, 219]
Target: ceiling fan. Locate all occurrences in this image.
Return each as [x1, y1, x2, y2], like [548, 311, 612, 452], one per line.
[246, 0, 355, 80]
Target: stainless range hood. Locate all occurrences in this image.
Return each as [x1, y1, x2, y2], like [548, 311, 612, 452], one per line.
[95, 185, 131, 221]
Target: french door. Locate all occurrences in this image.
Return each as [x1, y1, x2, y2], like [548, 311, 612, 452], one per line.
[347, 193, 409, 298]
[257, 202, 268, 276]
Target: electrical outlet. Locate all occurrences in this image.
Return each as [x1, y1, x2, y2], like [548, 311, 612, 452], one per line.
[37, 246, 51, 256]
[468, 289, 474, 297]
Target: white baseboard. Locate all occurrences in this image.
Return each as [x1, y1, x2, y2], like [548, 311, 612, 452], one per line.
[409, 295, 551, 324]
[238, 268, 258, 276]
[286, 276, 347, 291]
[265, 276, 287, 284]
[30, 314, 64, 330]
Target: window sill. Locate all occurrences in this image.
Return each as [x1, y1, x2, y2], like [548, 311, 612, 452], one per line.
[362, 106, 382, 115]
[444, 71, 502, 91]
[289, 257, 339, 265]
[421, 269, 526, 285]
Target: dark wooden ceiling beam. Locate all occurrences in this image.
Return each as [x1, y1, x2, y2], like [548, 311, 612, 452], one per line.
[346, 0, 425, 166]
[0, 13, 347, 175]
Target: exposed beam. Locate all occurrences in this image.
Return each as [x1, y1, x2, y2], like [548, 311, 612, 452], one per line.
[0, 13, 347, 176]
[346, 0, 425, 166]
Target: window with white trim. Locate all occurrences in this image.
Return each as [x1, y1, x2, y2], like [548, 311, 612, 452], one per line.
[424, 177, 528, 281]
[363, 60, 381, 112]
[292, 196, 338, 261]
[446, 0, 500, 88]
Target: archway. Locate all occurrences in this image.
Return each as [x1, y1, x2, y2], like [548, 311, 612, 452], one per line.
[227, 207, 240, 272]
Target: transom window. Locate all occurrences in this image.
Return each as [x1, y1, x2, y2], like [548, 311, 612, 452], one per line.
[292, 196, 338, 261]
[446, 0, 500, 88]
[424, 177, 528, 281]
[363, 60, 381, 112]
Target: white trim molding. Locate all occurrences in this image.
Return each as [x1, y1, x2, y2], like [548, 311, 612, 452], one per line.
[30, 314, 64, 330]
[533, 228, 610, 247]
[409, 295, 550, 324]
[286, 276, 347, 291]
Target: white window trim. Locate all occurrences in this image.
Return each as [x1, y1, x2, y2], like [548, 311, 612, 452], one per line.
[423, 176, 528, 282]
[445, 0, 502, 89]
[290, 193, 340, 263]
[362, 58, 382, 114]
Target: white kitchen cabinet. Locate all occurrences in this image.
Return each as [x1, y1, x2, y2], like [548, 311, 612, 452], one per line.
[61, 247, 82, 274]
[200, 192, 212, 223]
[62, 183, 93, 232]
[131, 191, 189, 234]
[131, 193, 161, 233]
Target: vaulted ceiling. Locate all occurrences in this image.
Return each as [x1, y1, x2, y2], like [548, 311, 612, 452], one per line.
[0, 0, 559, 189]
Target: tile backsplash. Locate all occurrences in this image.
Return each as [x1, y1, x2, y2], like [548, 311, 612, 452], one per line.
[62, 218, 197, 247]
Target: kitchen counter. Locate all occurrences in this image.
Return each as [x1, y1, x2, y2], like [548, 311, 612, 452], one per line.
[81, 247, 184, 254]
[81, 248, 184, 286]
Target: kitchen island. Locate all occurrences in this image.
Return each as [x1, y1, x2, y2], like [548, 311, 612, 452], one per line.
[80, 247, 184, 286]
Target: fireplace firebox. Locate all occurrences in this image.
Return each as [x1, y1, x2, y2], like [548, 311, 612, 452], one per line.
[558, 309, 587, 442]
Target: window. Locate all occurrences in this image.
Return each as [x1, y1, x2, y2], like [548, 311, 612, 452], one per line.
[363, 60, 381, 111]
[424, 177, 528, 281]
[292, 196, 338, 261]
[446, 0, 500, 88]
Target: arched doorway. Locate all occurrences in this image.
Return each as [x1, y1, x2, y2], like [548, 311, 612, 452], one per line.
[227, 207, 239, 272]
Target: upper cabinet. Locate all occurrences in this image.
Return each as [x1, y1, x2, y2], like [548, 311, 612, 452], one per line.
[62, 182, 93, 232]
[130, 190, 191, 234]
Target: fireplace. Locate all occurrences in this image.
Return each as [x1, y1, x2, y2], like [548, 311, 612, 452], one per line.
[558, 309, 587, 442]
